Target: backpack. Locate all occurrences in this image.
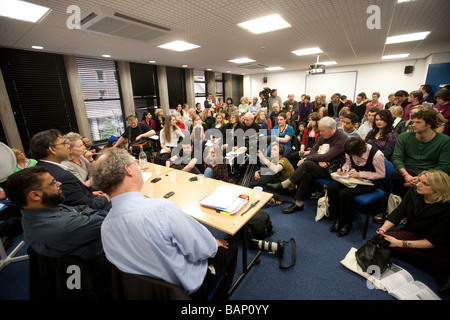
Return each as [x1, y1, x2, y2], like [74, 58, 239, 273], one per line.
[247, 211, 273, 240]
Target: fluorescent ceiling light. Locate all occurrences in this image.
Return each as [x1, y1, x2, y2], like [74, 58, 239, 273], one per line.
[238, 14, 291, 34]
[265, 67, 284, 71]
[149, 60, 156, 63]
[292, 47, 323, 56]
[102, 55, 111, 58]
[229, 58, 256, 64]
[0, 0, 50, 23]
[382, 53, 410, 60]
[158, 40, 200, 52]
[386, 31, 430, 44]
[31, 45, 44, 50]
[321, 61, 337, 66]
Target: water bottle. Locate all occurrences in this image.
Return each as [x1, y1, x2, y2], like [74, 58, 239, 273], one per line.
[139, 145, 148, 170]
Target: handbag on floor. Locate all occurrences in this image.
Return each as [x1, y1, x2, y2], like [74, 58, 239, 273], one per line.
[356, 234, 392, 274]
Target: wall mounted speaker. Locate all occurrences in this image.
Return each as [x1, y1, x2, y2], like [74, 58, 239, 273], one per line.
[404, 66, 414, 74]
[263, 76, 267, 83]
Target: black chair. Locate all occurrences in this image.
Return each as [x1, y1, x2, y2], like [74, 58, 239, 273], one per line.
[28, 247, 111, 300]
[111, 264, 191, 300]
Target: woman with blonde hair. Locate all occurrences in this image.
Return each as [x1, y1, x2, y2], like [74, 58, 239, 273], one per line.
[155, 115, 185, 164]
[11, 148, 37, 172]
[61, 132, 94, 186]
[378, 170, 450, 292]
[390, 105, 405, 134]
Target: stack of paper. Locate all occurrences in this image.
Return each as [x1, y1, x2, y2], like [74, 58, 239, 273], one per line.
[200, 185, 247, 214]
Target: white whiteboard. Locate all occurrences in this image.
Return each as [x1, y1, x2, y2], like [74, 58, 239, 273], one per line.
[304, 71, 358, 102]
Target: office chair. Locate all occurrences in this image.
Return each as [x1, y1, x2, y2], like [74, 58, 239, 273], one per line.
[354, 160, 394, 239]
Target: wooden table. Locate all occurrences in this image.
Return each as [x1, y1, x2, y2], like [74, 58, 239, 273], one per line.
[141, 163, 273, 295]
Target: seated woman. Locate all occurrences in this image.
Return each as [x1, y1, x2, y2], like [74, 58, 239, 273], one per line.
[220, 112, 245, 152]
[201, 108, 216, 130]
[204, 144, 228, 182]
[255, 109, 269, 133]
[378, 170, 450, 293]
[271, 112, 294, 159]
[140, 112, 156, 130]
[156, 115, 185, 164]
[289, 112, 320, 169]
[328, 137, 386, 237]
[11, 148, 37, 172]
[61, 132, 94, 187]
[365, 109, 398, 161]
[251, 143, 294, 193]
[390, 106, 406, 135]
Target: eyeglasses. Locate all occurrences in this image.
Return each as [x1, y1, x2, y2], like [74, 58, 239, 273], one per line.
[33, 179, 61, 191]
[52, 142, 69, 147]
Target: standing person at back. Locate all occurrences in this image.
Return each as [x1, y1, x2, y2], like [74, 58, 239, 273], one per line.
[327, 93, 345, 118]
[268, 89, 283, 114]
[364, 92, 384, 118]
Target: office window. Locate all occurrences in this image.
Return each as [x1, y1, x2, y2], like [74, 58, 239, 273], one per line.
[129, 62, 160, 119]
[166, 66, 186, 110]
[0, 48, 78, 151]
[194, 69, 207, 109]
[215, 72, 224, 102]
[76, 57, 125, 142]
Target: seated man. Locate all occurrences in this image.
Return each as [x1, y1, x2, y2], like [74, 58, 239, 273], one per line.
[341, 112, 361, 138]
[268, 117, 347, 214]
[391, 109, 450, 197]
[29, 129, 111, 210]
[90, 148, 237, 300]
[166, 139, 203, 174]
[114, 115, 156, 158]
[5, 166, 108, 262]
[358, 107, 378, 138]
[251, 143, 295, 193]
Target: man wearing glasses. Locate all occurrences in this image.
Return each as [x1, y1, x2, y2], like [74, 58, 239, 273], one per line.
[29, 129, 111, 210]
[5, 166, 108, 262]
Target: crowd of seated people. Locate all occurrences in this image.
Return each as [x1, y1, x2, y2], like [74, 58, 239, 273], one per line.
[1, 83, 450, 297]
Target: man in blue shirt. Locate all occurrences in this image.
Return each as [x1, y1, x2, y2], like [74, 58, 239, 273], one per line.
[90, 148, 237, 299]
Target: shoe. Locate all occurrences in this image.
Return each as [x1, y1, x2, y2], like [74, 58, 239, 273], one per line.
[310, 191, 325, 199]
[267, 182, 284, 194]
[336, 223, 352, 237]
[282, 203, 304, 214]
[329, 220, 340, 232]
[372, 213, 384, 224]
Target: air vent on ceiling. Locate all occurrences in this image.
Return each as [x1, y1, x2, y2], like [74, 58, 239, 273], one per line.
[238, 63, 268, 69]
[80, 5, 171, 42]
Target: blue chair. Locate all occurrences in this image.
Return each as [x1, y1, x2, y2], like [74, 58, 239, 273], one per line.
[354, 160, 394, 239]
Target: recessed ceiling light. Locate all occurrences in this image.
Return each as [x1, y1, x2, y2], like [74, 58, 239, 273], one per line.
[229, 58, 256, 64]
[102, 55, 111, 58]
[386, 31, 430, 44]
[321, 61, 337, 66]
[0, 0, 50, 23]
[382, 53, 410, 60]
[238, 14, 291, 34]
[292, 47, 323, 56]
[31, 45, 44, 50]
[158, 40, 200, 52]
[206, 68, 212, 71]
[265, 67, 284, 71]
[182, 65, 188, 68]
[149, 60, 156, 63]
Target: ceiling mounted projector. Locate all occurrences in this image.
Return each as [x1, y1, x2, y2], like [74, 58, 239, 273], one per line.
[308, 55, 326, 74]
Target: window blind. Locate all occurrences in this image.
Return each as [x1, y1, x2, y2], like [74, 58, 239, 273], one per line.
[76, 57, 125, 141]
[0, 48, 78, 153]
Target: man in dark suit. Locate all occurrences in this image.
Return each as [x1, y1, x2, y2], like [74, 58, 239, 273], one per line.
[29, 129, 111, 211]
[327, 93, 345, 117]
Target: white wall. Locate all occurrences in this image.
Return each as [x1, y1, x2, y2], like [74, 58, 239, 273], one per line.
[244, 56, 443, 105]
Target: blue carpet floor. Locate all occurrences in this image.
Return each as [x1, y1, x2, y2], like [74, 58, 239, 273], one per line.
[1, 192, 449, 301]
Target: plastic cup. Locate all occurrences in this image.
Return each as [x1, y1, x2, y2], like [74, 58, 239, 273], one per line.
[143, 184, 153, 197]
[198, 174, 204, 184]
[169, 172, 176, 182]
[155, 166, 162, 175]
[253, 186, 262, 199]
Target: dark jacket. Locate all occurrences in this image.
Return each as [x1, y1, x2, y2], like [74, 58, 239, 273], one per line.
[36, 161, 111, 211]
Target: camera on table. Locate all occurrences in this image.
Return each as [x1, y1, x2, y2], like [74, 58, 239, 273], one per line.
[250, 238, 285, 257]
